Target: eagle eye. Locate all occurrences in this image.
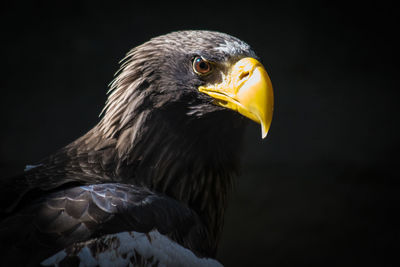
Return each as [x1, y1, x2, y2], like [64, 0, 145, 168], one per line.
[193, 56, 212, 75]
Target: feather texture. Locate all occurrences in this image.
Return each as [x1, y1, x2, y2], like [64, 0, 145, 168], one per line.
[0, 30, 257, 266]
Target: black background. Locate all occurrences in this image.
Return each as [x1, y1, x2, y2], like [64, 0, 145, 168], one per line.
[0, 1, 398, 266]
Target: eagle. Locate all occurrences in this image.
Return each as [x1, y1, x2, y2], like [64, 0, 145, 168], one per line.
[0, 30, 273, 266]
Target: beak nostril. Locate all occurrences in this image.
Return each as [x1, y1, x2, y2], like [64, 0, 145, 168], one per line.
[239, 71, 250, 80]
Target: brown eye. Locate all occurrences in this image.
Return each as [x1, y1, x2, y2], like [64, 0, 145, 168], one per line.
[193, 56, 212, 75]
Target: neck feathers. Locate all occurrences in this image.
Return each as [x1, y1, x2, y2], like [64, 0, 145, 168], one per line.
[71, 102, 245, 246]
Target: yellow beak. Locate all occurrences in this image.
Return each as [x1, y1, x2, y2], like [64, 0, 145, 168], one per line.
[199, 57, 274, 138]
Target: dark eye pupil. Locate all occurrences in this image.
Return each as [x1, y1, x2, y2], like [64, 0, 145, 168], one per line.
[199, 61, 207, 70]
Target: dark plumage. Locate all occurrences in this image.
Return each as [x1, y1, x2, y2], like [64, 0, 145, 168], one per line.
[0, 30, 271, 266]
[1, 184, 210, 265]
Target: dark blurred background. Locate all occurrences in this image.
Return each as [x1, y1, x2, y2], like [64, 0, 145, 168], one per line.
[0, 1, 398, 266]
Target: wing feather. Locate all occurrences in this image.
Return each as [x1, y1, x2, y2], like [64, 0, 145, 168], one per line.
[0, 183, 210, 266]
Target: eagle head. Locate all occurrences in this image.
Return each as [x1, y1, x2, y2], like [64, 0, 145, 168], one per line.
[100, 30, 273, 141]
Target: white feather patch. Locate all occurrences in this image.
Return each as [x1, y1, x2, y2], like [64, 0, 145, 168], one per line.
[215, 39, 255, 58]
[42, 230, 223, 267]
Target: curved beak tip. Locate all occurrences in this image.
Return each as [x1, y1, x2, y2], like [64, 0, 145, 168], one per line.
[198, 57, 274, 140]
[261, 127, 268, 139]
